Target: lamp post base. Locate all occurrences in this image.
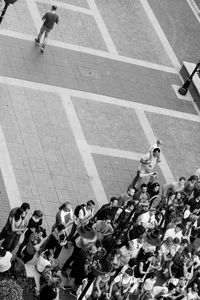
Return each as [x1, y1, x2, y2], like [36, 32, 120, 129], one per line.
[178, 79, 191, 96]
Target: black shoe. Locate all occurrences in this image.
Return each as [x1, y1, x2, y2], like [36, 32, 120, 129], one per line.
[41, 47, 44, 53]
[70, 290, 77, 297]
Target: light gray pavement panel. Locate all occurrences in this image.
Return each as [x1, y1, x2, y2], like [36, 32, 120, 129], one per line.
[0, 0, 200, 285]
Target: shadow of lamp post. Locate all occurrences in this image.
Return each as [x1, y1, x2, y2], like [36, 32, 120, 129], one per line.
[0, 0, 18, 24]
[178, 60, 200, 96]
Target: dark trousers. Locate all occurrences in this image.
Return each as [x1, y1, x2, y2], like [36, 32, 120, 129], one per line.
[67, 222, 77, 241]
[22, 248, 34, 264]
[17, 230, 31, 256]
[62, 245, 81, 271]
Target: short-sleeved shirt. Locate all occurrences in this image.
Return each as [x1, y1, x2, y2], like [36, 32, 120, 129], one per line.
[0, 251, 12, 272]
[42, 12, 59, 30]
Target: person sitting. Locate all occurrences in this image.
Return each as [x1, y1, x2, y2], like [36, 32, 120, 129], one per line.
[21, 226, 44, 264]
[36, 249, 55, 273]
[0, 247, 12, 273]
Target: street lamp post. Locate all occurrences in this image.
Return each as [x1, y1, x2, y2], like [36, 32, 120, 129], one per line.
[178, 60, 200, 96]
[0, 0, 17, 24]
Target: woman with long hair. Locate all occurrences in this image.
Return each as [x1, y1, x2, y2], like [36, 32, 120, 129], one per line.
[2, 208, 27, 252]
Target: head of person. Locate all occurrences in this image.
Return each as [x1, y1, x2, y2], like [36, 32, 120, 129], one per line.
[168, 283, 176, 293]
[141, 184, 148, 193]
[146, 252, 155, 262]
[33, 210, 43, 221]
[126, 200, 135, 211]
[86, 200, 95, 210]
[88, 245, 97, 255]
[43, 249, 54, 261]
[188, 175, 198, 184]
[14, 208, 25, 221]
[127, 186, 136, 197]
[148, 272, 157, 280]
[165, 237, 174, 247]
[51, 5, 57, 11]
[180, 238, 189, 249]
[59, 202, 71, 212]
[173, 237, 180, 245]
[0, 247, 6, 257]
[35, 226, 44, 238]
[179, 176, 186, 186]
[123, 267, 133, 279]
[152, 148, 160, 157]
[152, 182, 160, 192]
[195, 194, 200, 202]
[56, 224, 65, 233]
[175, 191, 182, 200]
[21, 202, 30, 215]
[175, 223, 183, 233]
[102, 215, 112, 225]
[110, 197, 118, 207]
[168, 191, 175, 201]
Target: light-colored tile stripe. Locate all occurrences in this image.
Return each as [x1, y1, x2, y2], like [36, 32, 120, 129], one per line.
[0, 127, 22, 208]
[87, 0, 118, 55]
[89, 144, 143, 161]
[61, 94, 108, 207]
[0, 29, 177, 74]
[135, 109, 175, 183]
[36, 0, 93, 15]
[0, 76, 199, 123]
[140, 0, 181, 70]
[186, 0, 200, 23]
[24, 0, 42, 32]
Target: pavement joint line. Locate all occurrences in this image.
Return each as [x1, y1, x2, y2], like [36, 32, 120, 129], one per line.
[86, 0, 118, 55]
[36, 0, 94, 15]
[0, 126, 22, 208]
[140, 0, 181, 70]
[89, 145, 143, 161]
[61, 94, 108, 207]
[186, 0, 200, 23]
[134, 109, 175, 183]
[171, 84, 193, 102]
[0, 75, 199, 123]
[0, 29, 177, 74]
[25, 0, 42, 32]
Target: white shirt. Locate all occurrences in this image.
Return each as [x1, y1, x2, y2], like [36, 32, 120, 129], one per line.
[131, 239, 143, 258]
[0, 251, 12, 273]
[163, 228, 182, 241]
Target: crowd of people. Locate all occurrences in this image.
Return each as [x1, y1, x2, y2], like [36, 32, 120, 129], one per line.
[0, 140, 200, 300]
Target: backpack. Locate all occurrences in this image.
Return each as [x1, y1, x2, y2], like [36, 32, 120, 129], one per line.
[74, 204, 86, 218]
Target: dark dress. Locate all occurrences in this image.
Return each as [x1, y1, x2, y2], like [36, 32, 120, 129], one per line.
[70, 249, 89, 285]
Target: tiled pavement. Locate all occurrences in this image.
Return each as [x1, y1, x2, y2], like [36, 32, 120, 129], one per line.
[0, 0, 200, 295]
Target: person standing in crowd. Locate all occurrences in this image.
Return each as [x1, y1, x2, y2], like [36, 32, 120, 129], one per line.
[162, 176, 186, 197]
[67, 200, 95, 243]
[17, 209, 43, 258]
[95, 197, 119, 221]
[52, 202, 73, 236]
[0, 202, 30, 241]
[35, 5, 59, 53]
[1, 208, 28, 252]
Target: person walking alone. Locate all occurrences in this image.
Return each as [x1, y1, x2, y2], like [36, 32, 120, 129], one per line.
[35, 5, 59, 53]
